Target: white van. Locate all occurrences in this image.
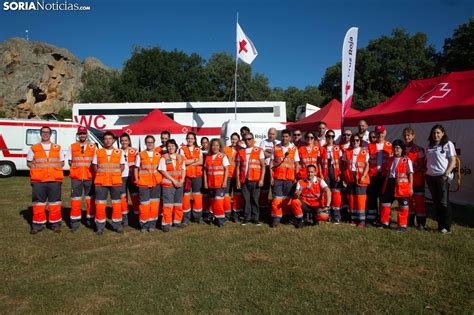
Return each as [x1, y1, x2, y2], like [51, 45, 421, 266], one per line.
[0, 119, 102, 177]
[220, 120, 287, 146]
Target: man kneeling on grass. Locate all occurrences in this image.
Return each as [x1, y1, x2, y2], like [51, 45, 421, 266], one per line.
[291, 164, 331, 228]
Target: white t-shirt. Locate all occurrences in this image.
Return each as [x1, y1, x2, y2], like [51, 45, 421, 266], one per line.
[359, 130, 370, 143]
[158, 153, 186, 171]
[27, 143, 65, 162]
[388, 157, 414, 178]
[121, 148, 137, 177]
[92, 149, 126, 165]
[204, 154, 230, 168]
[238, 147, 265, 179]
[270, 143, 300, 162]
[342, 147, 369, 172]
[376, 142, 385, 172]
[296, 177, 328, 191]
[323, 145, 341, 164]
[135, 150, 155, 167]
[316, 136, 326, 147]
[425, 141, 456, 177]
[259, 139, 280, 166]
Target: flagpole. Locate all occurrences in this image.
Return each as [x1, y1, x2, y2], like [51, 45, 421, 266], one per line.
[234, 12, 239, 120]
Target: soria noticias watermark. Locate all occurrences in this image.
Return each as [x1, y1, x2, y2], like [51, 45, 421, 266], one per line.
[3, 0, 91, 11]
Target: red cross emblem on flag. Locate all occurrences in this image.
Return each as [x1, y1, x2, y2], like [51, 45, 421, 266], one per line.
[239, 40, 248, 53]
[345, 81, 351, 95]
[416, 82, 452, 104]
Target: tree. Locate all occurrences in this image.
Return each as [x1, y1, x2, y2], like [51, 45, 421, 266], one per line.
[440, 17, 474, 72]
[79, 68, 120, 103]
[319, 28, 438, 109]
[115, 46, 209, 102]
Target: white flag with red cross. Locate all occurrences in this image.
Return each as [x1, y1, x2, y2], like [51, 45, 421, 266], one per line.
[236, 23, 258, 64]
[341, 27, 358, 121]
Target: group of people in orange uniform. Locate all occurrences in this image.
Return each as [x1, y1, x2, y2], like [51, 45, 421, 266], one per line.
[27, 119, 457, 235]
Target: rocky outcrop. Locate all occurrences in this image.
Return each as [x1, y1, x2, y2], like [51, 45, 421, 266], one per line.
[0, 38, 110, 118]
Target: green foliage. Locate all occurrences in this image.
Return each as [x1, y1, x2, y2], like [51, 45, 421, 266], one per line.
[114, 47, 209, 102]
[440, 17, 474, 72]
[319, 28, 438, 109]
[79, 68, 120, 103]
[55, 107, 72, 121]
[0, 109, 6, 118]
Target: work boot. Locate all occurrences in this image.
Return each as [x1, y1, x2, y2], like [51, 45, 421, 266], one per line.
[51, 225, 61, 233]
[294, 218, 304, 229]
[30, 226, 44, 235]
[162, 225, 171, 233]
[70, 221, 80, 233]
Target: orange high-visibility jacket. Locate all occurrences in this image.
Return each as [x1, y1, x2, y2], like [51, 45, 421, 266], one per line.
[30, 143, 64, 182]
[385, 156, 411, 198]
[161, 153, 185, 187]
[238, 147, 263, 183]
[124, 148, 137, 168]
[124, 147, 137, 180]
[94, 148, 123, 186]
[137, 150, 162, 187]
[205, 153, 226, 189]
[405, 144, 425, 187]
[297, 178, 323, 207]
[272, 145, 297, 181]
[342, 148, 370, 186]
[298, 145, 319, 179]
[224, 146, 238, 179]
[368, 141, 393, 177]
[319, 145, 342, 179]
[69, 142, 95, 180]
[182, 146, 203, 178]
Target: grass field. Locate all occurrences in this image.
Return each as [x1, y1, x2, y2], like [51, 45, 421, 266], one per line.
[1, 176, 473, 314]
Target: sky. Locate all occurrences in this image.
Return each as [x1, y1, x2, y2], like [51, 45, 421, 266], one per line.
[0, 0, 473, 89]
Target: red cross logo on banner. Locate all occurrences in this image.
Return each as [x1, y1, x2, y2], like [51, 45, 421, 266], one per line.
[239, 40, 248, 53]
[416, 82, 452, 104]
[345, 81, 351, 95]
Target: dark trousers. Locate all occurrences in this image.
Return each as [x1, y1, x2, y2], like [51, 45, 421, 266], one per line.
[426, 175, 452, 231]
[367, 173, 385, 222]
[242, 180, 260, 221]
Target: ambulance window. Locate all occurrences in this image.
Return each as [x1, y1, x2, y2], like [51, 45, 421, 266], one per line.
[26, 129, 57, 145]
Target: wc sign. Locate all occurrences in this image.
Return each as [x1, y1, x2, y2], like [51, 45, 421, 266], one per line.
[74, 115, 107, 130]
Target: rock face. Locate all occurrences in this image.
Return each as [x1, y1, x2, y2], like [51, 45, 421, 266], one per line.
[0, 38, 109, 118]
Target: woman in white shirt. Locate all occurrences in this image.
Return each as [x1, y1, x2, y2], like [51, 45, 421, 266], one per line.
[425, 124, 457, 234]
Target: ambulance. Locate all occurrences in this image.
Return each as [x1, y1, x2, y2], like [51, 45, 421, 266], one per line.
[0, 119, 102, 177]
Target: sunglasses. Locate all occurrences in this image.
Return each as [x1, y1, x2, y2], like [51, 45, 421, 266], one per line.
[370, 136, 377, 139]
[244, 138, 253, 141]
[351, 139, 361, 142]
[343, 134, 352, 136]
[293, 134, 301, 136]
[326, 135, 335, 139]
[305, 136, 314, 139]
